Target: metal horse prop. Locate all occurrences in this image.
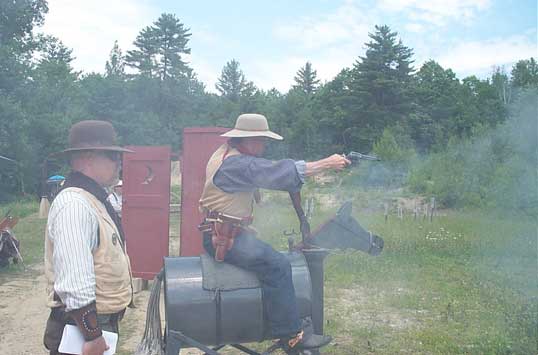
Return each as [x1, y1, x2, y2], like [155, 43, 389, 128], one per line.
[136, 201, 383, 355]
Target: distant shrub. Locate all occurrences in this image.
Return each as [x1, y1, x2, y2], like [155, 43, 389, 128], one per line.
[408, 89, 537, 214]
[346, 126, 417, 188]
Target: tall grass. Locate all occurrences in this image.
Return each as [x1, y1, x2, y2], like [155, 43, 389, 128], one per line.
[0, 197, 39, 219]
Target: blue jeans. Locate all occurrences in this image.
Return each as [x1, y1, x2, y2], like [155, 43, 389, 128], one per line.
[203, 231, 301, 338]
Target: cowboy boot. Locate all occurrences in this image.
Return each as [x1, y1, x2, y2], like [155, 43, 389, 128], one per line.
[280, 331, 332, 352]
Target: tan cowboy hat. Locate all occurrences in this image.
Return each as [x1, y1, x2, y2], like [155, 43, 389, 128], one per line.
[221, 113, 283, 140]
[59, 120, 134, 154]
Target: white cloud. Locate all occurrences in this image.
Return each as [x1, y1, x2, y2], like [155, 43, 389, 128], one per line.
[40, 0, 159, 73]
[248, 56, 306, 93]
[438, 33, 537, 77]
[405, 23, 425, 33]
[250, 41, 364, 93]
[273, 1, 374, 50]
[191, 26, 220, 46]
[264, 0, 376, 91]
[379, 0, 491, 25]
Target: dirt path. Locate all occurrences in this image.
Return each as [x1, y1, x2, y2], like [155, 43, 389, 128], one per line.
[0, 265, 49, 354]
[0, 264, 149, 355]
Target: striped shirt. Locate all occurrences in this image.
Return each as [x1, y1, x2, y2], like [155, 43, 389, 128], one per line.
[46, 189, 99, 311]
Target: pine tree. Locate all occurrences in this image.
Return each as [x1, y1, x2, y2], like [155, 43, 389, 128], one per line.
[348, 25, 414, 150]
[125, 14, 191, 80]
[105, 41, 125, 78]
[216, 59, 246, 102]
[34, 37, 78, 83]
[125, 26, 159, 78]
[293, 61, 320, 95]
[153, 13, 191, 79]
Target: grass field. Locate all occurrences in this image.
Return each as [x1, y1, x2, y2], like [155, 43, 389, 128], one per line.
[1, 192, 536, 354]
[253, 191, 537, 354]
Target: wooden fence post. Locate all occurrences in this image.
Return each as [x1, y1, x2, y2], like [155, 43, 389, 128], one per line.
[430, 197, 436, 222]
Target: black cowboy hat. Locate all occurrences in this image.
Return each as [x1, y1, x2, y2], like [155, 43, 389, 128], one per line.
[58, 120, 133, 154]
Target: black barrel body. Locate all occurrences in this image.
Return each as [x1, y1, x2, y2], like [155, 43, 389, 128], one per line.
[163, 252, 312, 346]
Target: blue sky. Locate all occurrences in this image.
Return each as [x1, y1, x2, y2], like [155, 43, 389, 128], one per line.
[41, 0, 537, 92]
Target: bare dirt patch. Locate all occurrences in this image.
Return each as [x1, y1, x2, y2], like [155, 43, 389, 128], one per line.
[0, 265, 49, 354]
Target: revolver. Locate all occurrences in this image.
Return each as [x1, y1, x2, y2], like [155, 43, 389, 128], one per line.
[345, 151, 381, 164]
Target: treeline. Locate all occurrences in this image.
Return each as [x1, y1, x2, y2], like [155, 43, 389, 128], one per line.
[1, 1, 537, 209]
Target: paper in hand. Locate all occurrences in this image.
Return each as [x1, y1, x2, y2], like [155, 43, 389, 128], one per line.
[58, 324, 118, 355]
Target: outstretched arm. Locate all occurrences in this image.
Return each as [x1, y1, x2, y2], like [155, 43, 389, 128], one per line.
[214, 154, 350, 193]
[305, 154, 350, 176]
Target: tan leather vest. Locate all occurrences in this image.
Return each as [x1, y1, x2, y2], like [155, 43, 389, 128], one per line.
[199, 144, 255, 218]
[45, 187, 133, 314]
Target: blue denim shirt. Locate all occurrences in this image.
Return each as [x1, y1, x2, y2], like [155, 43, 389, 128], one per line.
[213, 155, 306, 193]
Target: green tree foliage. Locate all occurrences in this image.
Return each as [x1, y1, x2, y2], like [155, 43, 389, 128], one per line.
[126, 14, 191, 80]
[410, 60, 461, 151]
[310, 69, 355, 154]
[105, 41, 125, 78]
[214, 59, 263, 127]
[511, 58, 538, 88]
[0, 0, 50, 198]
[153, 13, 192, 79]
[293, 61, 320, 95]
[0, 0, 48, 47]
[282, 88, 319, 158]
[0, 96, 29, 198]
[26, 37, 79, 191]
[125, 26, 158, 78]
[347, 25, 414, 151]
[460, 75, 506, 131]
[0, 11, 526, 212]
[491, 66, 512, 105]
[0, 0, 48, 94]
[216, 59, 247, 102]
[408, 88, 537, 213]
[373, 127, 408, 163]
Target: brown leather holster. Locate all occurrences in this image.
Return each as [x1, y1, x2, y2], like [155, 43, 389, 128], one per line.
[198, 212, 252, 262]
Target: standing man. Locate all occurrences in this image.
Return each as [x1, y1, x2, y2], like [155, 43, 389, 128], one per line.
[199, 113, 350, 351]
[107, 180, 123, 218]
[44, 120, 133, 355]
